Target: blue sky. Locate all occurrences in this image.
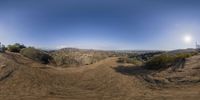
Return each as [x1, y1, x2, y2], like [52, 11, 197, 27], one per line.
[0, 0, 200, 50]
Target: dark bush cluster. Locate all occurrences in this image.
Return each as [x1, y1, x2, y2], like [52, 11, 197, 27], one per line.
[20, 47, 52, 64]
[1, 45, 6, 52]
[145, 52, 198, 70]
[129, 52, 164, 62]
[7, 43, 26, 53]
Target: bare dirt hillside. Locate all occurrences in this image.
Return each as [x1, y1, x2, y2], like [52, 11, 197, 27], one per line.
[0, 52, 200, 100]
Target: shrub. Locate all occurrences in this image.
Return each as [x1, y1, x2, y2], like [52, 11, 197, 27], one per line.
[129, 52, 164, 62]
[7, 43, 26, 52]
[53, 55, 66, 66]
[175, 52, 198, 59]
[20, 47, 52, 64]
[145, 54, 176, 70]
[145, 52, 198, 70]
[1, 45, 6, 52]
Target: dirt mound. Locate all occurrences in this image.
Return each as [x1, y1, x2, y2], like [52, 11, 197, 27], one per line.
[20, 47, 52, 64]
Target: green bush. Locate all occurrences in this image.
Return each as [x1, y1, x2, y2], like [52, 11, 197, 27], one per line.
[145, 54, 176, 70]
[7, 43, 26, 52]
[145, 52, 198, 70]
[175, 52, 198, 59]
[20, 47, 52, 64]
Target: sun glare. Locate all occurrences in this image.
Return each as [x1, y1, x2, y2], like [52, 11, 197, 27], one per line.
[183, 35, 192, 43]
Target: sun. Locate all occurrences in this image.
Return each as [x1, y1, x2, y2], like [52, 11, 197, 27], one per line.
[183, 35, 192, 43]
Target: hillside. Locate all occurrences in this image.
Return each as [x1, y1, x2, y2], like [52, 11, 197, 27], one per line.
[50, 48, 117, 67]
[0, 51, 200, 100]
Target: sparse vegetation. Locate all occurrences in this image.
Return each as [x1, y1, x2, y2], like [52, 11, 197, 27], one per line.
[117, 52, 163, 65]
[20, 47, 52, 64]
[51, 48, 113, 67]
[145, 52, 198, 70]
[7, 43, 26, 53]
[131, 52, 164, 62]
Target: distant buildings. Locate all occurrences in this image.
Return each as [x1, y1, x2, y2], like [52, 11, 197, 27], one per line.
[196, 42, 200, 49]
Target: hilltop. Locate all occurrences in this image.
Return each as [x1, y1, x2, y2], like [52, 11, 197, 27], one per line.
[0, 46, 200, 100]
[50, 48, 117, 67]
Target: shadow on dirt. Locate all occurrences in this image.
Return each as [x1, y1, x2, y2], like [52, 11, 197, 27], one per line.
[114, 58, 186, 77]
[113, 65, 153, 76]
[171, 58, 186, 71]
[113, 59, 187, 85]
[113, 66, 163, 85]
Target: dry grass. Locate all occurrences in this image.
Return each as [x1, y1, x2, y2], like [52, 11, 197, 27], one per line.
[51, 48, 114, 67]
[145, 52, 198, 70]
[0, 52, 200, 100]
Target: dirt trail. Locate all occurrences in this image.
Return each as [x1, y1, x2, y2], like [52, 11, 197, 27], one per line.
[0, 52, 200, 100]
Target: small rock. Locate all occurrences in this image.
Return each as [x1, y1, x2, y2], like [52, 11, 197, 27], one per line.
[0, 65, 6, 69]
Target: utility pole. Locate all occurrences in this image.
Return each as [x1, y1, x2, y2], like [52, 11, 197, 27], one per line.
[196, 41, 197, 49]
[196, 41, 200, 49]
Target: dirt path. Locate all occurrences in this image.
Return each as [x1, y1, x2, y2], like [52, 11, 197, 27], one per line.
[0, 53, 200, 100]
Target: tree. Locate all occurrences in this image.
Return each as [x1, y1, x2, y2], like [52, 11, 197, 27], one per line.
[7, 43, 26, 53]
[1, 45, 6, 52]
